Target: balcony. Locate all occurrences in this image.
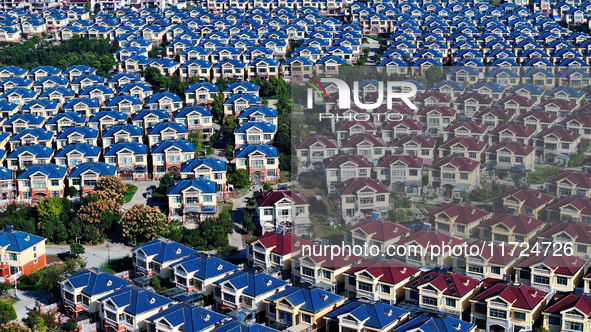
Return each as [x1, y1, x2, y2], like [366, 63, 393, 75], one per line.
[489, 301, 508, 309]
[421, 289, 438, 296]
[356, 289, 375, 299]
[357, 275, 373, 282]
[277, 303, 292, 311]
[487, 317, 509, 328]
[358, 203, 375, 209]
[222, 286, 236, 294]
[340, 318, 360, 329]
[565, 313, 585, 321]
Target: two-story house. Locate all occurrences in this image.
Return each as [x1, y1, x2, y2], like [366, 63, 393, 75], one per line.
[255, 189, 310, 236]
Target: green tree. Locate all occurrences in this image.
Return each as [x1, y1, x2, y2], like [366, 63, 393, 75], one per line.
[224, 146, 234, 161]
[215, 78, 228, 91]
[243, 211, 256, 233]
[425, 65, 445, 86]
[0, 283, 10, 296]
[63, 256, 87, 275]
[0, 301, 16, 324]
[69, 243, 85, 257]
[156, 173, 175, 197]
[66, 319, 78, 332]
[221, 115, 238, 146]
[150, 277, 163, 292]
[84, 0, 91, 12]
[188, 131, 204, 156]
[37, 265, 63, 297]
[36, 197, 64, 221]
[67, 186, 78, 198]
[227, 168, 250, 188]
[211, 92, 225, 124]
[274, 124, 291, 155]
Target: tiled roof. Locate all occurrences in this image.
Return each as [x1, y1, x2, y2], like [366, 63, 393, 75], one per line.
[429, 155, 479, 172]
[427, 203, 489, 225]
[480, 214, 544, 235]
[472, 283, 546, 310]
[247, 232, 313, 255]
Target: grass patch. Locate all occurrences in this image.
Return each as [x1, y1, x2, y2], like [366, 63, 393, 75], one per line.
[221, 204, 232, 215]
[527, 167, 560, 185]
[100, 257, 133, 274]
[124, 184, 138, 203]
[416, 203, 439, 212]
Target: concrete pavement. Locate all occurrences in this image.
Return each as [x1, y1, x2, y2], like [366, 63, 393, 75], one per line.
[123, 180, 160, 210]
[10, 289, 55, 321]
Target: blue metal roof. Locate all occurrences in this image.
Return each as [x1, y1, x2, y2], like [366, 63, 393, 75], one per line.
[100, 285, 172, 315]
[393, 314, 474, 332]
[56, 126, 98, 140]
[235, 144, 278, 159]
[214, 272, 287, 297]
[172, 255, 238, 279]
[47, 112, 86, 125]
[88, 111, 127, 123]
[325, 300, 408, 329]
[102, 124, 143, 138]
[234, 121, 276, 134]
[18, 163, 66, 179]
[55, 143, 100, 158]
[151, 139, 195, 154]
[147, 304, 227, 332]
[132, 237, 198, 264]
[181, 157, 226, 173]
[169, 179, 216, 195]
[267, 286, 343, 314]
[104, 141, 147, 156]
[69, 162, 117, 178]
[61, 268, 131, 297]
[147, 122, 188, 135]
[10, 128, 55, 142]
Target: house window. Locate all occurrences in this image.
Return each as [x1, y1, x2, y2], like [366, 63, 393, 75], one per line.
[322, 270, 332, 280]
[490, 266, 501, 275]
[358, 282, 372, 292]
[514, 311, 526, 321]
[422, 296, 437, 306]
[565, 321, 583, 331]
[556, 276, 568, 286]
[468, 265, 483, 274]
[533, 275, 550, 285]
[490, 309, 507, 319]
[445, 298, 456, 308]
[348, 276, 356, 286]
[301, 313, 312, 324]
[380, 284, 390, 294]
[548, 316, 561, 326]
[456, 225, 465, 234]
[459, 173, 469, 180]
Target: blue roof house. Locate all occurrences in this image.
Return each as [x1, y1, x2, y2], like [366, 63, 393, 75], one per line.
[170, 254, 239, 295]
[132, 238, 198, 280]
[59, 268, 131, 317]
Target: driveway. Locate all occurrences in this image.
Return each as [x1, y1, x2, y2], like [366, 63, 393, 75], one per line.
[123, 180, 161, 210]
[10, 289, 55, 321]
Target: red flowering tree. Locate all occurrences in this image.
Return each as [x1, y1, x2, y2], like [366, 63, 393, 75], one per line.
[121, 204, 169, 246]
[94, 176, 126, 204]
[77, 190, 123, 237]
